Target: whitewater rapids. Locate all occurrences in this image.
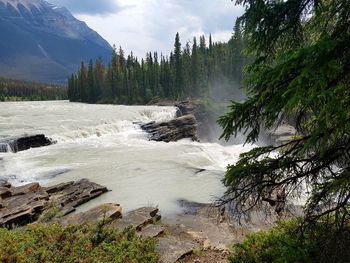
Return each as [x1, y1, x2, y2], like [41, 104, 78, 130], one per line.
[0, 101, 255, 215]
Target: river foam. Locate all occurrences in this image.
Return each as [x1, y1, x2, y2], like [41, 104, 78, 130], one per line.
[0, 101, 254, 215]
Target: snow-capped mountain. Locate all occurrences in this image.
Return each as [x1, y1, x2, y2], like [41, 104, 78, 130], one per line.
[0, 0, 112, 82]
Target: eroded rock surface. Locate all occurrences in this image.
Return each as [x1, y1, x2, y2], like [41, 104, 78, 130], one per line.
[113, 207, 161, 231]
[156, 236, 201, 263]
[59, 203, 122, 225]
[141, 114, 198, 142]
[0, 179, 108, 228]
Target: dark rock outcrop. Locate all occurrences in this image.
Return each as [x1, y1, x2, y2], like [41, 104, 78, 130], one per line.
[141, 114, 198, 142]
[0, 179, 108, 228]
[0, 134, 54, 153]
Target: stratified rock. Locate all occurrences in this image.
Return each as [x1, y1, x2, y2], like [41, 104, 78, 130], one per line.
[44, 181, 74, 194]
[141, 114, 198, 142]
[10, 182, 41, 196]
[113, 207, 161, 231]
[0, 134, 54, 153]
[0, 179, 108, 228]
[53, 179, 108, 208]
[156, 236, 200, 263]
[59, 203, 122, 225]
[0, 188, 49, 228]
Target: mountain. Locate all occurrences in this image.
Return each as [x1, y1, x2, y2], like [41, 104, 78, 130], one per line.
[0, 0, 112, 82]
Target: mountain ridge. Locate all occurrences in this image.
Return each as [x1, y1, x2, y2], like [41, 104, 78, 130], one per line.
[0, 0, 112, 82]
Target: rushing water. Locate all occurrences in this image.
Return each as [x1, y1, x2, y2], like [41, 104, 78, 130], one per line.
[0, 101, 255, 215]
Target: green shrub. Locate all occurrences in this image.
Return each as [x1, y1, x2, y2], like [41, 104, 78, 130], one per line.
[0, 223, 158, 263]
[229, 221, 314, 263]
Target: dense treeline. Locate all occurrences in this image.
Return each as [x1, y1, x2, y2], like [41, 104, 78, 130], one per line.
[0, 78, 67, 101]
[68, 29, 245, 104]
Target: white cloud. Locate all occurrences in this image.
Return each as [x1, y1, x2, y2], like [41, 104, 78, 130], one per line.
[70, 0, 243, 58]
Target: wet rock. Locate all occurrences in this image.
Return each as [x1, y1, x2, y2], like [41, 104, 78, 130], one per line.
[178, 199, 209, 215]
[113, 207, 161, 231]
[59, 203, 122, 225]
[0, 134, 54, 153]
[0, 179, 108, 228]
[156, 236, 200, 263]
[141, 114, 198, 142]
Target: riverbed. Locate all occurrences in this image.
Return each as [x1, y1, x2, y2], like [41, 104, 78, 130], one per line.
[0, 101, 255, 215]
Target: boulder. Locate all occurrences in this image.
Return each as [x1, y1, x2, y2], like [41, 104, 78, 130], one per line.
[141, 114, 198, 142]
[0, 134, 54, 153]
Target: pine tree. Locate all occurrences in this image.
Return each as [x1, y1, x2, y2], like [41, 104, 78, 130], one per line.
[174, 33, 183, 98]
[219, 0, 350, 232]
[87, 59, 95, 103]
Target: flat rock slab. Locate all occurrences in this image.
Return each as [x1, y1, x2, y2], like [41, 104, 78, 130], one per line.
[156, 236, 200, 263]
[113, 207, 160, 231]
[0, 179, 108, 228]
[0, 134, 53, 153]
[141, 114, 198, 142]
[137, 224, 165, 238]
[59, 203, 122, 225]
[50, 179, 108, 209]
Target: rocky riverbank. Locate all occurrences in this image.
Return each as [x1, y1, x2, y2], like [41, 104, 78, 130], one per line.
[0, 175, 290, 263]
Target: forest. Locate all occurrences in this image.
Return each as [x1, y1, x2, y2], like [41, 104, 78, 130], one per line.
[67, 28, 245, 104]
[0, 78, 67, 101]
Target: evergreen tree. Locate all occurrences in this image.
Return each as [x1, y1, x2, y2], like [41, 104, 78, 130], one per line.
[174, 32, 183, 98]
[68, 32, 246, 104]
[87, 59, 95, 103]
[219, 0, 350, 231]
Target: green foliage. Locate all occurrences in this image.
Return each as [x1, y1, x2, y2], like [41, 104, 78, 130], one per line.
[68, 31, 245, 104]
[0, 223, 158, 263]
[229, 221, 313, 263]
[219, 0, 350, 230]
[229, 220, 350, 263]
[0, 78, 67, 101]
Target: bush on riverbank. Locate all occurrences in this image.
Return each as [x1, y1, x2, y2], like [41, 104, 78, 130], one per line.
[229, 220, 350, 263]
[0, 222, 158, 263]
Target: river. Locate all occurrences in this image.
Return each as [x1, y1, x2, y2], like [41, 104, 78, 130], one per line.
[0, 101, 255, 215]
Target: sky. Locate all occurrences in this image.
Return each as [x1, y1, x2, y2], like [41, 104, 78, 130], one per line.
[48, 0, 244, 58]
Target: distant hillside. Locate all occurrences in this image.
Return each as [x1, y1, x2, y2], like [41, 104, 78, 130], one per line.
[0, 0, 112, 83]
[0, 77, 67, 101]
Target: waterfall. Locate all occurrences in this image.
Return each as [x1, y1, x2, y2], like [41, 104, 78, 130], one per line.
[0, 140, 17, 153]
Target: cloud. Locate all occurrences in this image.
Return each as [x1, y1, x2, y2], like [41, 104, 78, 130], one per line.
[47, 0, 121, 15]
[53, 0, 244, 58]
